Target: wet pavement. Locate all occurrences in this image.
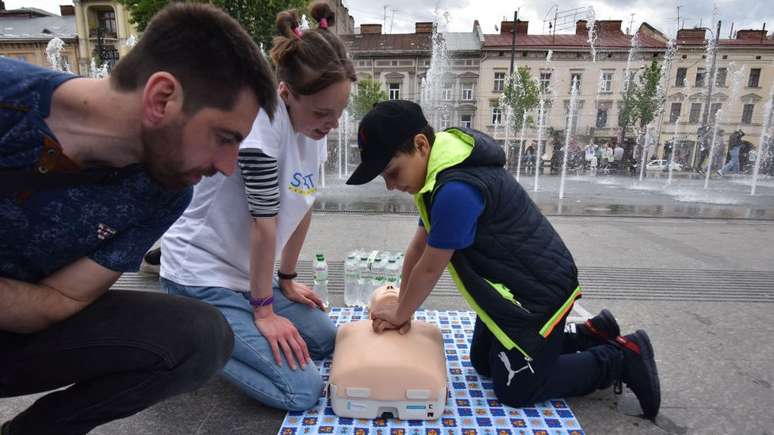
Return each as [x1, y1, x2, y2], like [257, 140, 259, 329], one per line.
[317, 171, 774, 219]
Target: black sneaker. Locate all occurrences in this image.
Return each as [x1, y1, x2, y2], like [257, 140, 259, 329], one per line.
[140, 247, 161, 274]
[577, 308, 621, 342]
[1, 421, 11, 435]
[616, 330, 660, 420]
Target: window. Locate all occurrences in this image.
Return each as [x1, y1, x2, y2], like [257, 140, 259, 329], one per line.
[742, 104, 754, 124]
[596, 108, 608, 128]
[599, 72, 613, 93]
[461, 83, 474, 101]
[491, 107, 502, 125]
[460, 114, 472, 128]
[669, 103, 682, 123]
[570, 73, 582, 92]
[388, 83, 400, 100]
[97, 10, 116, 35]
[440, 115, 450, 130]
[493, 72, 505, 91]
[442, 84, 453, 101]
[675, 67, 687, 87]
[715, 68, 727, 87]
[695, 68, 706, 88]
[748, 68, 761, 88]
[689, 103, 702, 124]
[710, 103, 722, 123]
[539, 72, 552, 92]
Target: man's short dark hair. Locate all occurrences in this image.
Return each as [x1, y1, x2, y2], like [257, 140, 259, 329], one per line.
[110, 3, 276, 118]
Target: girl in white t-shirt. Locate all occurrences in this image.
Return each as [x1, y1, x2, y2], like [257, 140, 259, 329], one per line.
[159, 2, 355, 411]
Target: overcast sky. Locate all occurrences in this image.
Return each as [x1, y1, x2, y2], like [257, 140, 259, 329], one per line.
[12, 0, 772, 38]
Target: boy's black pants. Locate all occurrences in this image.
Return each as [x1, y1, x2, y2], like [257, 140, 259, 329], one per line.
[469, 315, 622, 407]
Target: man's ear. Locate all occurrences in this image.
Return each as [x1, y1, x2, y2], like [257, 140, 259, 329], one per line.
[141, 72, 183, 127]
[414, 133, 430, 156]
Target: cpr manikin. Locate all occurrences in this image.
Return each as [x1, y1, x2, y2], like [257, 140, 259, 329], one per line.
[329, 285, 448, 420]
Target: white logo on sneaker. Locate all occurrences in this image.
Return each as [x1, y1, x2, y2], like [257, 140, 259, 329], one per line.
[498, 351, 535, 386]
[96, 223, 117, 240]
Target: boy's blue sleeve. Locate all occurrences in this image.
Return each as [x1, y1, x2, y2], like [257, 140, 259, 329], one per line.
[426, 181, 484, 250]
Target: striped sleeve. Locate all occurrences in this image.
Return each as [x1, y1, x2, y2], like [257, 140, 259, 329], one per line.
[238, 148, 280, 218]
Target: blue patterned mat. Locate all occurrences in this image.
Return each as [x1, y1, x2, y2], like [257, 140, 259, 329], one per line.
[277, 307, 584, 435]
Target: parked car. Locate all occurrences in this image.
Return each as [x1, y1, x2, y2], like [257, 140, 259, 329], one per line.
[646, 159, 683, 171]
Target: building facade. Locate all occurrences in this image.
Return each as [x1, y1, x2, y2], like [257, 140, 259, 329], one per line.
[336, 22, 483, 170]
[657, 27, 774, 165]
[0, 2, 81, 73]
[324, 0, 354, 35]
[72, 0, 136, 74]
[478, 19, 668, 159]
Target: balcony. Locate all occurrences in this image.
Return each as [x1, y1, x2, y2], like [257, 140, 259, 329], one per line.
[89, 28, 117, 40]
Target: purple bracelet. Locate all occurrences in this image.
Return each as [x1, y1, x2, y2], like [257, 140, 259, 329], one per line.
[249, 295, 274, 308]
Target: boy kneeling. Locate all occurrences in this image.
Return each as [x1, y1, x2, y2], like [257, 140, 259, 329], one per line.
[346, 100, 660, 420]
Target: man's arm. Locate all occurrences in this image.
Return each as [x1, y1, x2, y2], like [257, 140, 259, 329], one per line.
[0, 258, 120, 333]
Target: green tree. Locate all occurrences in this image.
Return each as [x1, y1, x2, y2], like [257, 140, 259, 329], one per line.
[618, 60, 663, 144]
[502, 66, 540, 129]
[351, 77, 387, 120]
[633, 60, 663, 128]
[117, 0, 168, 33]
[119, 0, 308, 49]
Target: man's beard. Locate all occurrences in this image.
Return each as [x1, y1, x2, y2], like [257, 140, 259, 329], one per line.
[141, 123, 197, 191]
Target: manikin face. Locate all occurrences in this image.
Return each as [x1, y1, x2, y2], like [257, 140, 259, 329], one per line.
[280, 80, 352, 140]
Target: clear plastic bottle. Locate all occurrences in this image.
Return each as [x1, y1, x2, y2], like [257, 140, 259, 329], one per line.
[312, 253, 329, 310]
[356, 255, 370, 307]
[343, 255, 359, 306]
[370, 256, 386, 299]
[385, 258, 400, 287]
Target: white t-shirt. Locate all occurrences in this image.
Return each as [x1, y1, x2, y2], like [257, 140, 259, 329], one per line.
[160, 101, 326, 291]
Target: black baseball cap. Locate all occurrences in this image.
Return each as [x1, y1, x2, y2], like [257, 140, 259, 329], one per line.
[345, 100, 428, 185]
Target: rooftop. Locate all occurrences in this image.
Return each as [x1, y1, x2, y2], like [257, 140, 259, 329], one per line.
[0, 15, 76, 40]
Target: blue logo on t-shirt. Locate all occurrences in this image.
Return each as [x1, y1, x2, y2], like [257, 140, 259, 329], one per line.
[289, 171, 316, 195]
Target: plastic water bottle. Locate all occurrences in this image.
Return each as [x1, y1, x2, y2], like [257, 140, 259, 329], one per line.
[356, 256, 370, 307]
[313, 253, 329, 310]
[385, 258, 400, 287]
[344, 255, 359, 306]
[371, 256, 386, 295]
[394, 253, 404, 288]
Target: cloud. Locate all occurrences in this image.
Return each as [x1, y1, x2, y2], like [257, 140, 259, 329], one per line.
[347, 0, 772, 38]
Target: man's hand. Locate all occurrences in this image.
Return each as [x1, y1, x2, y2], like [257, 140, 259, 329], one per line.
[253, 311, 311, 370]
[279, 279, 325, 310]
